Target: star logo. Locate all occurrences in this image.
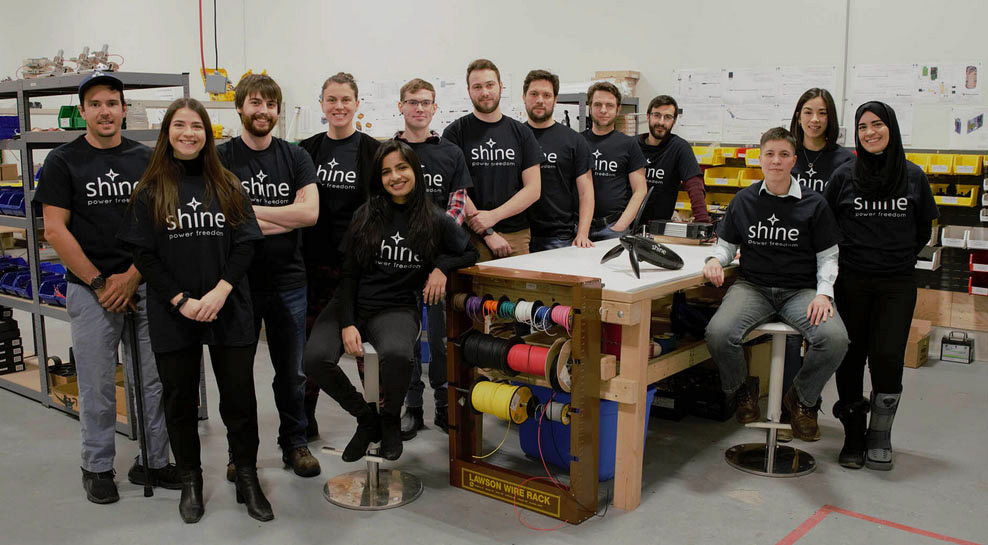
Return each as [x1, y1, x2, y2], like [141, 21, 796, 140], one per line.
[187, 197, 202, 211]
[646, 158, 652, 164]
[767, 214, 780, 225]
[105, 169, 119, 181]
[256, 170, 268, 182]
[592, 149, 602, 159]
[328, 158, 339, 169]
[486, 138, 496, 148]
[390, 232, 404, 245]
[806, 167, 817, 178]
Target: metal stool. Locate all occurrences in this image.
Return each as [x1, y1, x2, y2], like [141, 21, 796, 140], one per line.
[725, 322, 816, 477]
[321, 343, 424, 509]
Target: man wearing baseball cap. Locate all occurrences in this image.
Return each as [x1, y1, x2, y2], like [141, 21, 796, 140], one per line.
[35, 71, 179, 504]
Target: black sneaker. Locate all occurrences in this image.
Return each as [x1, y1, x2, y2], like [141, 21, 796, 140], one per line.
[82, 468, 119, 504]
[128, 461, 183, 490]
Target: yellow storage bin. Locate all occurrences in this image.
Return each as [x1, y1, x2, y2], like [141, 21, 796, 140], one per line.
[693, 146, 725, 166]
[720, 147, 741, 159]
[744, 148, 761, 167]
[953, 155, 982, 176]
[706, 192, 733, 212]
[906, 153, 931, 173]
[929, 154, 953, 175]
[931, 184, 979, 207]
[673, 190, 692, 212]
[704, 166, 742, 187]
[739, 168, 762, 187]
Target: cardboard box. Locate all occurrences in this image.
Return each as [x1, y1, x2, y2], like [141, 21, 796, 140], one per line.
[744, 341, 772, 397]
[905, 319, 932, 368]
[51, 380, 127, 416]
[0, 163, 19, 181]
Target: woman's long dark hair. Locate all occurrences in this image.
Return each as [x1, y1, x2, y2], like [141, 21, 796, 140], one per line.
[131, 98, 250, 229]
[789, 88, 840, 150]
[852, 101, 907, 200]
[349, 140, 438, 268]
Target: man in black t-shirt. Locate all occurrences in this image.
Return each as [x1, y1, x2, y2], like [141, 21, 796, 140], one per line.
[393, 78, 473, 438]
[217, 75, 321, 478]
[443, 59, 542, 260]
[35, 72, 179, 503]
[581, 82, 647, 241]
[638, 95, 710, 223]
[702, 127, 848, 442]
[522, 69, 594, 252]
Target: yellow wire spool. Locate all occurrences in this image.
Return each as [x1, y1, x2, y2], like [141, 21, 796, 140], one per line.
[471, 381, 532, 424]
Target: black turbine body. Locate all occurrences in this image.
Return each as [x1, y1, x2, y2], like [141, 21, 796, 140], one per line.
[599, 187, 685, 278]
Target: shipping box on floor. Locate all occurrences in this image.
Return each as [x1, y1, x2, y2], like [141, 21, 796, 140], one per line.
[51, 379, 126, 416]
[905, 319, 932, 368]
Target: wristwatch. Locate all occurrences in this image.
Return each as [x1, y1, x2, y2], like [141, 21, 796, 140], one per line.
[484, 228, 495, 236]
[89, 274, 106, 290]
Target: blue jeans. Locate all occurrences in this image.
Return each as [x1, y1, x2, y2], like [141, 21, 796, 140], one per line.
[530, 235, 574, 253]
[405, 296, 447, 408]
[589, 222, 626, 242]
[705, 280, 849, 406]
[783, 334, 804, 400]
[252, 286, 308, 449]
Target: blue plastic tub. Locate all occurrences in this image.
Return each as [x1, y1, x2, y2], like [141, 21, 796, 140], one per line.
[0, 269, 27, 294]
[519, 383, 656, 481]
[39, 277, 67, 305]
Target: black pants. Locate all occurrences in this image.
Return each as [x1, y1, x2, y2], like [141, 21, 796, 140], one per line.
[834, 269, 917, 401]
[304, 263, 342, 414]
[155, 344, 259, 470]
[304, 298, 419, 417]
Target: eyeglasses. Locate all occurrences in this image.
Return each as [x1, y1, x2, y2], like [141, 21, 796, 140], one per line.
[403, 99, 434, 108]
[648, 112, 676, 121]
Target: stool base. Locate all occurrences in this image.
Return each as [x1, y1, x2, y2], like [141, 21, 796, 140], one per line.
[725, 443, 816, 478]
[323, 469, 423, 510]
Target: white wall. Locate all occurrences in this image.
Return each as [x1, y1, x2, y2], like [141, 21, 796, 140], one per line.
[1, 0, 986, 148]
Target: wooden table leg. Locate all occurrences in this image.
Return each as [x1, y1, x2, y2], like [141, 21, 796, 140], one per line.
[612, 299, 651, 511]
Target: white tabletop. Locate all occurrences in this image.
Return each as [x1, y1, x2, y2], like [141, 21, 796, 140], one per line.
[478, 237, 727, 295]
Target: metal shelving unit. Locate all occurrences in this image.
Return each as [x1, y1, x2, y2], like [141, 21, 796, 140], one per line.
[557, 93, 640, 133]
[0, 72, 190, 436]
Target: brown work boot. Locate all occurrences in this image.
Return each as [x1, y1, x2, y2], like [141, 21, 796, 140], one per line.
[734, 376, 760, 424]
[783, 386, 821, 441]
[282, 446, 321, 477]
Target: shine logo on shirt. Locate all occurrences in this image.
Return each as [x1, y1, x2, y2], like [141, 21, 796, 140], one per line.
[241, 169, 291, 205]
[795, 168, 825, 193]
[166, 197, 226, 239]
[85, 169, 138, 206]
[645, 158, 666, 186]
[422, 164, 444, 193]
[316, 157, 357, 190]
[746, 213, 800, 248]
[376, 231, 421, 270]
[852, 196, 908, 219]
[592, 149, 618, 176]
[470, 138, 516, 167]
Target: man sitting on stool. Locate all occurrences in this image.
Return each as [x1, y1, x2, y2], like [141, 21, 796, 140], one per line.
[702, 127, 848, 441]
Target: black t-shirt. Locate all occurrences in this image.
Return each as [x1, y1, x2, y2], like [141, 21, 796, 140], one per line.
[118, 175, 263, 352]
[217, 137, 316, 292]
[525, 122, 592, 238]
[34, 136, 150, 285]
[792, 145, 856, 194]
[823, 162, 939, 274]
[638, 133, 703, 221]
[404, 138, 473, 210]
[582, 129, 648, 219]
[299, 132, 363, 264]
[717, 181, 842, 289]
[442, 114, 542, 233]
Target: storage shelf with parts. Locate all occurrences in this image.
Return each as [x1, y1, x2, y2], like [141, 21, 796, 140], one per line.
[0, 72, 190, 437]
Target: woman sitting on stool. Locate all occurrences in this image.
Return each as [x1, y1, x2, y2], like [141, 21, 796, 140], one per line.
[304, 140, 478, 462]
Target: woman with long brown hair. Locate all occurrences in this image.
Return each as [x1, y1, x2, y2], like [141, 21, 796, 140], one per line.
[118, 98, 270, 523]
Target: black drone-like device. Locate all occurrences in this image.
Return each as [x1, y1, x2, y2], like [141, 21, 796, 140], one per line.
[600, 187, 685, 278]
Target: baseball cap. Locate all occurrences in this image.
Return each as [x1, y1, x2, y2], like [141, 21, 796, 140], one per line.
[78, 70, 124, 103]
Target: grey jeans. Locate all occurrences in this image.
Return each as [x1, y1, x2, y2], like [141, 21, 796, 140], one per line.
[704, 280, 849, 406]
[67, 283, 170, 472]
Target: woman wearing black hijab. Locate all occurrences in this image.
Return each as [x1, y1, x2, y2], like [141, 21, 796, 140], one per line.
[823, 102, 938, 470]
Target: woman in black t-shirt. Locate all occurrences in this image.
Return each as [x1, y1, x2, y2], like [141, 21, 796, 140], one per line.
[304, 140, 477, 463]
[823, 102, 938, 471]
[119, 99, 270, 523]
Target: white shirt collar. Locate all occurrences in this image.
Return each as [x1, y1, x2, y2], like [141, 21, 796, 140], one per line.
[758, 176, 802, 199]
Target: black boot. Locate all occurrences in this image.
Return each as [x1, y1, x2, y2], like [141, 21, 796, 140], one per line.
[833, 397, 870, 469]
[434, 405, 449, 434]
[342, 408, 381, 462]
[305, 399, 319, 441]
[234, 466, 274, 522]
[178, 469, 204, 523]
[400, 406, 425, 440]
[380, 413, 403, 461]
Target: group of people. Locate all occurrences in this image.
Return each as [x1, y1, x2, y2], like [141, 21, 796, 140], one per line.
[36, 56, 935, 524]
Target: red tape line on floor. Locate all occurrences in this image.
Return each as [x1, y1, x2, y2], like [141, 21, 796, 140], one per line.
[776, 504, 983, 545]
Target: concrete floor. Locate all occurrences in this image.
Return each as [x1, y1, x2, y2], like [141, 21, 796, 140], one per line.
[0, 319, 985, 545]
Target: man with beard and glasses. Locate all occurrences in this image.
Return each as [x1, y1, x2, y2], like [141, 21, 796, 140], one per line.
[522, 69, 595, 251]
[638, 95, 710, 224]
[582, 81, 647, 241]
[443, 59, 542, 259]
[218, 74, 321, 479]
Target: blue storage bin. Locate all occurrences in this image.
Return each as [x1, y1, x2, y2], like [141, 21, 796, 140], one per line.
[0, 269, 27, 294]
[40, 262, 67, 276]
[11, 271, 33, 298]
[0, 116, 18, 140]
[0, 190, 17, 215]
[39, 277, 67, 305]
[519, 383, 656, 481]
